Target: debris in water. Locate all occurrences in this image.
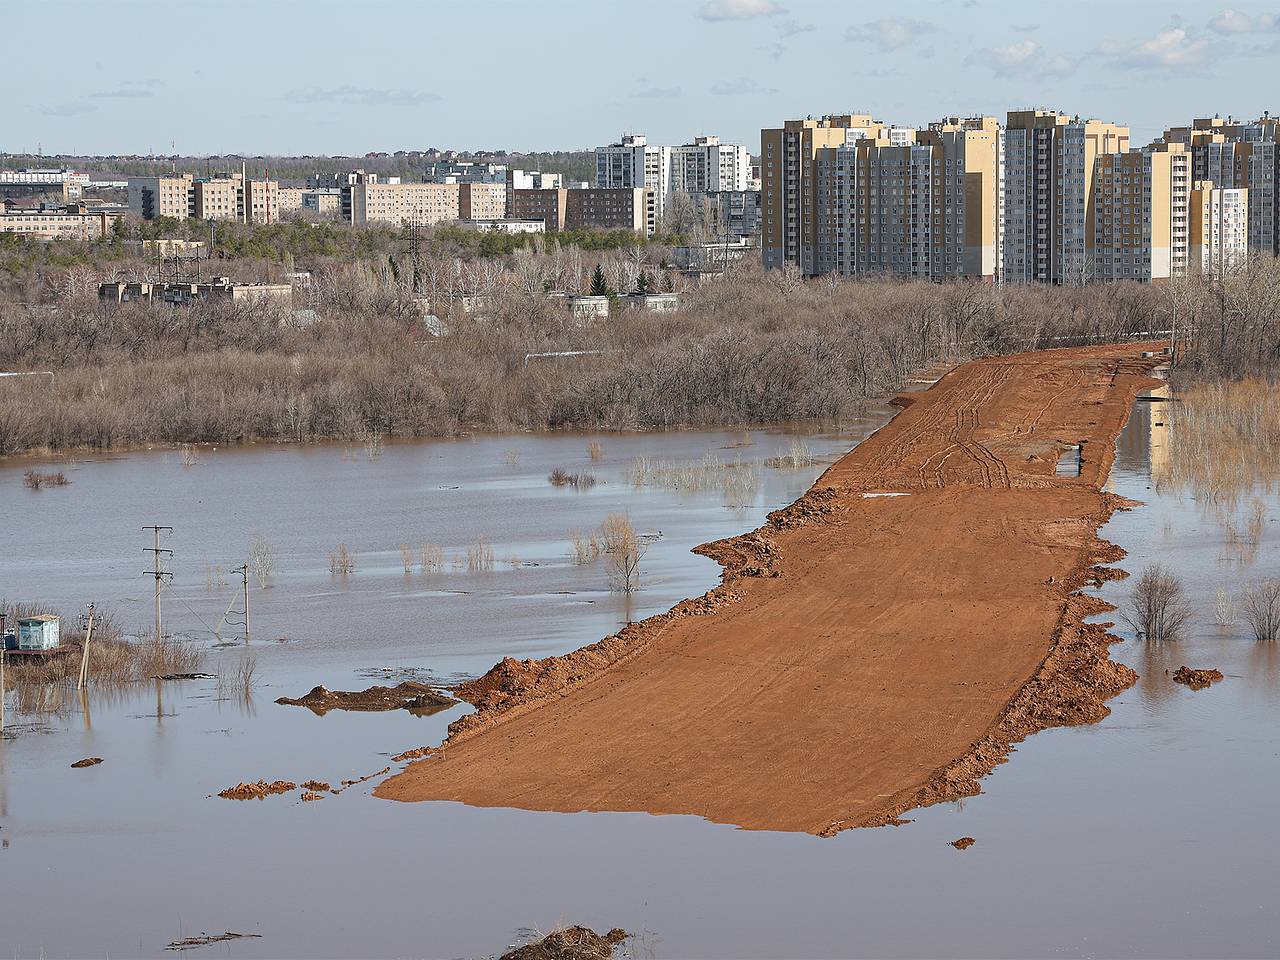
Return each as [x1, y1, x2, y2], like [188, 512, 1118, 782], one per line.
[275, 681, 457, 716]
[1171, 666, 1224, 690]
[301, 780, 331, 792]
[499, 926, 629, 960]
[155, 672, 217, 681]
[392, 746, 435, 762]
[71, 757, 103, 768]
[217, 779, 296, 800]
[300, 792, 325, 802]
[166, 931, 262, 951]
[950, 837, 976, 850]
[335, 766, 391, 792]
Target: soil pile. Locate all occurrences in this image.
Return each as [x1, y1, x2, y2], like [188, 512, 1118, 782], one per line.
[499, 927, 628, 960]
[379, 344, 1164, 834]
[275, 681, 455, 715]
[1172, 666, 1224, 690]
[70, 757, 103, 768]
[218, 780, 296, 800]
[951, 837, 976, 850]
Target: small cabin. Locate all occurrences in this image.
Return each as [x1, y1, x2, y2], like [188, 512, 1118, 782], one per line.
[17, 614, 60, 651]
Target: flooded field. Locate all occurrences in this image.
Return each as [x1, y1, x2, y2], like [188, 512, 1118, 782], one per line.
[1, 389, 1278, 959]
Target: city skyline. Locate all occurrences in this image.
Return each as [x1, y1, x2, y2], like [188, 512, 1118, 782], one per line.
[10, 0, 1280, 156]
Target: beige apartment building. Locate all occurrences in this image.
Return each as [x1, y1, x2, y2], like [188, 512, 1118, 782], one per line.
[1089, 143, 1190, 282]
[130, 172, 279, 223]
[278, 187, 306, 212]
[459, 182, 507, 220]
[347, 181, 461, 225]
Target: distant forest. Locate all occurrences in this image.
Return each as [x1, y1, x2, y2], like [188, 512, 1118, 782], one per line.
[0, 150, 598, 186]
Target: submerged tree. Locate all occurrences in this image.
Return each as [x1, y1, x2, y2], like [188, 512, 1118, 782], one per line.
[1122, 563, 1193, 642]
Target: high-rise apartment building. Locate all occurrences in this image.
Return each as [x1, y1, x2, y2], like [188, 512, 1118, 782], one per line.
[1090, 143, 1190, 282]
[129, 172, 279, 223]
[1003, 110, 1129, 285]
[346, 179, 460, 226]
[596, 134, 669, 234]
[459, 182, 507, 220]
[1163, 115, 1279, 257]
[669, 136, 752, 195]
[508, 187, 649, 233]
[1189, 181, 1249, 276]
[761, 114, 887, 273]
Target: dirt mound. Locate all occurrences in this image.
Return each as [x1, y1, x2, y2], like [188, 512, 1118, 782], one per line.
[500, 927, 628, 960]
[275, 681, 456, 716]
[379, 344, 1165, 834]
[300, 791, 325, 802]
[1172, 666, 1224, 690]
[218, 780, 296, 800]
[70, 757, 103, 768]
[301, 780, 330, 792]
[950, 837, 976, 850]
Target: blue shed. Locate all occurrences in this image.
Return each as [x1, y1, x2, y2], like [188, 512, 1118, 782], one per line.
[17, 615, 60, 651]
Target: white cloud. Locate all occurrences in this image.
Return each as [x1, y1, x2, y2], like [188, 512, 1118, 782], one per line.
[845, 17, 936, 49]
[1208, 8, 1280, 33]
[966, 40, 1074, 77]
[1101, 27, 1213, 69]
[286, 86, 440, 106]
[710, 77, 778, 95]
[698, 0, 784, 21]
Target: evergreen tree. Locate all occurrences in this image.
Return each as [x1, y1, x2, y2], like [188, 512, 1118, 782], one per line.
[634, 270, 651, 295]
[589, 263, 609, 296]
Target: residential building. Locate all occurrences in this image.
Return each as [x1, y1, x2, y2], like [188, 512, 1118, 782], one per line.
[0, 202, 120, 240]
[596, 134, 670, 234]
[508, 169, 564, 191]
[1003, 110, 1129, 285]
[702, 189, 761, 237]
[344, 177, 461, 225]
[129, 172, 280, 223]
[1090, 143, 1190, 282]
[457, 218, 546, 234]
[302, 189, 341, 215]
[669, 136, 752, 194]
[278, 187, 306, 212]
[424, 160, 507, 183]
[1189, 181, 1249, 276]
[509, 188, 568, 231]
[507, 187, 649, 233]
[99, 277, 293, 307]
[0, 168, 89, 201]
[761, 114, 889, 272]
[1162, 115, 1279, 256]
[459, 182, 507, 220]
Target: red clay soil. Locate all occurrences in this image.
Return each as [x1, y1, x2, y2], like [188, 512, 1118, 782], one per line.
[376, 344, 1164, 834]
[1172, 666, 1224, 689]
[218, 779, 297, 800]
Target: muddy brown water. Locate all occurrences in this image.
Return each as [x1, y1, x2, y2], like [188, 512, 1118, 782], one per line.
[1, 398, 1278, 959]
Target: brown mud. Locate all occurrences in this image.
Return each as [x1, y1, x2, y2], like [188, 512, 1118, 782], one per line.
[1172, 666, 1224, 689]
[275, 681, 456, 715]
[70, 757, 103, 768]
[217, 779, 296, 800]
[950, 837, 976, 850]
[378, 344, 1165, 834]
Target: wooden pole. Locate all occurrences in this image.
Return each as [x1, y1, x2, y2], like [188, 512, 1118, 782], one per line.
[242, 565, 251, 645]
[77, 603, 96, 691]
[1, 646, 6, 737]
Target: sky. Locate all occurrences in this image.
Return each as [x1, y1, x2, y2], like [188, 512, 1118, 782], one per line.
[8, 0, 1280, 156]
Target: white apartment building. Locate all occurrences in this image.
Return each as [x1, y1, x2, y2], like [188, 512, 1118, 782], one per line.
[669, 136, 751, 194]
[596, 134, 670, 234]
[1190, 182, 1249, 276]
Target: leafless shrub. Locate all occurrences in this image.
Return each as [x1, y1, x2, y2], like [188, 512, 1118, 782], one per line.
[329, 543, 356, 575]
[1213, 585, 1238, 625]
[217, 652, 257, 701]
[418, 542, 444, 574]
[465, 539, 494, 572]
[1239, 579, 1280, 642]
[1122, 563, 1194, 643]
[23, 470, 69, 490]
[764, 438, 816, 469]
[587, 440, 605, 461]
[549, 467, 571, 487]
[399, 543, 414, 573]
[568, 529, 603, 564]
[720, 458, 761, 507]
[549, 467, 596, 489]
[502, 448, 521, 467]
[179, 443, 200, 466]
[600, 512, 647, 594]
[357, 427, 382, 461]
[247, 532, 277, 589]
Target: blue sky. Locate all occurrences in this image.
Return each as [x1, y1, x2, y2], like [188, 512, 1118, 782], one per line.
[8, 0, 1280, 155]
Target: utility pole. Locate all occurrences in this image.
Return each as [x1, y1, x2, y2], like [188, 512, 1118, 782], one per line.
[76, 603, 96, 691]
[236, 564, 251, 644]
[143, 526, 174, 641]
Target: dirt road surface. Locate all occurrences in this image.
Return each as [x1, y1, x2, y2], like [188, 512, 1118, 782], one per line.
[376, 344, 1162, 834]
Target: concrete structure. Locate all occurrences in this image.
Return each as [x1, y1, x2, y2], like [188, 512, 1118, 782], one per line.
[459, 182, 507, 220]
[674, 237, 757, 274]
[17, 615, 60, 651]
[129, 173, 280, 223]
[619, 292, 681, 312]
[425, 160, 507, 183]
[508, 169, 564, 191]
[456, 218, 545, 234]
[0, 168, 89, 201]
[510, 188, 569, 231]
[0, 202, 120, 240]
[278, 187, 306, 211]
[699, 189, 761, 237]
[1189, 181, 1249, 277]
[99, 278, 293, 307]
[1003, 110, 1130, 284]
[566, 187, 648, 233]
[566, 295, 610, 322]
[346, 179, 460, 225]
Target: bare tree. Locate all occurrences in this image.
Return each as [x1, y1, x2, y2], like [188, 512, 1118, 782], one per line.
[600, 512, 647, 595]
[247, 532, 277, 589]
[1122, 563, 1193, 642]
[1239, 579, 1280, 642]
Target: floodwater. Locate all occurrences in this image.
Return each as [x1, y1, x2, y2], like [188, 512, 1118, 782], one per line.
[1, 393, 1278, 959]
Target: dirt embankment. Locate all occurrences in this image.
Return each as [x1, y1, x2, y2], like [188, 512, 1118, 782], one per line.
[377, 344, 1164, 834]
